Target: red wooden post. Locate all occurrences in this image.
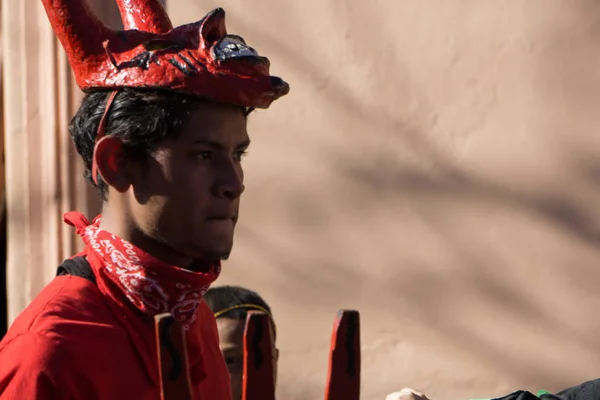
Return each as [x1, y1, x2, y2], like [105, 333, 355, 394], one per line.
[154, 313, 194, 400]
[324, 309, 361, 400]
[242, 311, 276, 400]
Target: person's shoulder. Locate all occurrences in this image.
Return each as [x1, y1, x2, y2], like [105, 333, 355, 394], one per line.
[196, 299, 219, 335]
[3, 275, 120, 345]
[0, 331, 64, 368]
[187, 299, 220, 347]
[0, 331, 70, 398]
[198, 298, 216, 319]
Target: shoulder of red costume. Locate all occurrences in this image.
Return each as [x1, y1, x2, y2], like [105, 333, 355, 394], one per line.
[0, 332, 79, 398]
[0, 331, 64, 365]
[185, 299, 219, 341]
[4, 277, 124, 346]
[0, 333, 70, 397]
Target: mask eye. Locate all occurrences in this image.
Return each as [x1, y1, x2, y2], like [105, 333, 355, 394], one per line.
[213, 35, 258, 61]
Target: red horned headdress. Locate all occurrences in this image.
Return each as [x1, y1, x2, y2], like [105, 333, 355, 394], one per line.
[41, 0, 289, 109]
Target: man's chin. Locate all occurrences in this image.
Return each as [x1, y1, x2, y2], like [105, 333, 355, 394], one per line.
[183, 242, 234, 263]
[185, 249, 230, 272]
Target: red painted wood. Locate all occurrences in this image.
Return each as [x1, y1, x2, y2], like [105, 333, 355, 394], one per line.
[154, 313, 194, 400]
[324, 310, 361, 400]
[242, 311, 276, 400]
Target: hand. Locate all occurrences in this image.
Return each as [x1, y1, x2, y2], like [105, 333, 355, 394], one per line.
[385, 388, 430, 400]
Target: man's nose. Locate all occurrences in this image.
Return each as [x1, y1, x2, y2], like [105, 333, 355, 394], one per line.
[213, 160, 244, 200]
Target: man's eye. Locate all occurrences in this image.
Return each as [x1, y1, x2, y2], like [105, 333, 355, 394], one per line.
[225, 356, 242, 366]
[195, 151, 213, 160]
[234, 150, 248, 160]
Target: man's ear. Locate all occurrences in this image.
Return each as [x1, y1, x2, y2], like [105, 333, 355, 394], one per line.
[274, 348, 279, 361]
[94, 136, 131, 193]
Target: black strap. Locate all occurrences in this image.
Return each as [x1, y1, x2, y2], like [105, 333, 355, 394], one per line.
[56, 256, 96, 284]
[554, 378, 600, 400]
[493, 392, 559, 400]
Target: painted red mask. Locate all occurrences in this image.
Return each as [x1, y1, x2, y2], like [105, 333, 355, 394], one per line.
[41, 0, 289, 109]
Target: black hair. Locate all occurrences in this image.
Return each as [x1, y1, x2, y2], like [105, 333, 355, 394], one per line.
[69, 88, 253, 201]
[204, 285, 273, 321]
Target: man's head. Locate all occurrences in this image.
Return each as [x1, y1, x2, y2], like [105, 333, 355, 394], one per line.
[204, 285, 278, 400]
[45, 0, 288, 269]
[69, 89, 252, 267]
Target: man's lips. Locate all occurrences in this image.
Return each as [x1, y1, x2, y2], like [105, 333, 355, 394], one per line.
[207, 215, 238, 223]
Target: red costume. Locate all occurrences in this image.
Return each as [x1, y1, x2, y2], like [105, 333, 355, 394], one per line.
[0, 0, 288, 398]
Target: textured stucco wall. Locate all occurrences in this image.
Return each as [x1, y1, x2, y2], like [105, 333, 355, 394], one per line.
[168, 1, 600, 399]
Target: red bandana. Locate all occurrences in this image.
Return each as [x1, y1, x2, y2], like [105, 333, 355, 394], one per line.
[63, 211, 220, 384]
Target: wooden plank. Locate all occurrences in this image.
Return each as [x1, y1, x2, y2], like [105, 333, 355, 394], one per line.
[2, 0, 120, 325]
[154, 313, 194, 400]
[242, 311, 276, 400]
[3, 0, 60, 323]
[324, 309, 361, 400]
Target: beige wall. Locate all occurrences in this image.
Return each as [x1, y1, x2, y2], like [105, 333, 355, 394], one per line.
[4, 0, 600, 399]
[2, 0, 107, 329]
[169, 0, 600, 399]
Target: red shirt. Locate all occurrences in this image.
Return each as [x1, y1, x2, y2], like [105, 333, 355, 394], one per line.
[0, 275, 231, 399]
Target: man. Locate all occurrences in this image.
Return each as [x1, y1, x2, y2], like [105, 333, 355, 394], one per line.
[0, 0, 288, 398]
[204, 285, 279, 400]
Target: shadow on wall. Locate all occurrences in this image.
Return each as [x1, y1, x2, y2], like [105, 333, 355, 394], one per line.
[231, 0, 600, 394]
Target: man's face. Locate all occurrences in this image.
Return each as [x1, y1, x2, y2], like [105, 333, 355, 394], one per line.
[127, 101, 249, 265]
[216, 318, 278, 400]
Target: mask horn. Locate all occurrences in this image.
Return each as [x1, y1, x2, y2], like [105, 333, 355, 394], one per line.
[115, 0, 173, 33]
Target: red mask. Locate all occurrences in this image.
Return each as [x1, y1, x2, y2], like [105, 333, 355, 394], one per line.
[41, 0, 289, 109]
